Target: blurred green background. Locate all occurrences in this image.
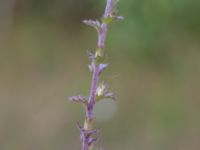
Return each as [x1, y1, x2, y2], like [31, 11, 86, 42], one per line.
[0, 0, 200, 150]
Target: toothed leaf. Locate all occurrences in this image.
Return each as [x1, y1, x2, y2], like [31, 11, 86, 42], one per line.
[69, 95, 87, 104]
[83, 19, 101, 31]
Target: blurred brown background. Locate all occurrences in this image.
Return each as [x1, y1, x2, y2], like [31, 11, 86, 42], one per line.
[0, 0, 200, 150]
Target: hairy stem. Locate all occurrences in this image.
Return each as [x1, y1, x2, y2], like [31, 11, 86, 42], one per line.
[83, 1, 113, 149]
[69, 0, 123, 149]
[87, 64, 99, 121]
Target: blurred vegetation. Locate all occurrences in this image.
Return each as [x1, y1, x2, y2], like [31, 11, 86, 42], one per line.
[0, 0, 200, 150]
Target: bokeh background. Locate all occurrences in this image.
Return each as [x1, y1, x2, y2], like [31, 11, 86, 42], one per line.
[0, 0, 200, 150]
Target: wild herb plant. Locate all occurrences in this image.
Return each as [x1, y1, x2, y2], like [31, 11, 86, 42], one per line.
[69, 0, 123, 149]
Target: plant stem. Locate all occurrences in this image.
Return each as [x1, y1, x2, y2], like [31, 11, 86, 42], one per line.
[69, 0, 123, 149]
[83, 1, 113, 149]
[87, 64, 99, 121]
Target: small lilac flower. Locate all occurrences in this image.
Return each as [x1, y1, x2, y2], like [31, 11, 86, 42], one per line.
[99, 63, 108, 75]
[76, 123, 98, 149]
